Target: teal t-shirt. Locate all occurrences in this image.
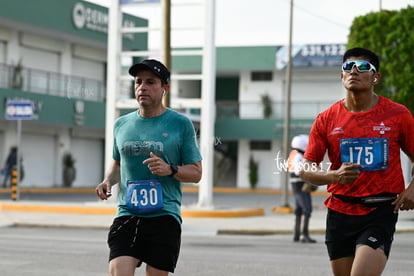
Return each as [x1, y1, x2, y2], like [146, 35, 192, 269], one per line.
[113, 109, 202, 223]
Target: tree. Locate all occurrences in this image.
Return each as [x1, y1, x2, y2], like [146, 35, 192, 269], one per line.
[261, 94, 272, 118]
[347, 6, 414, 114]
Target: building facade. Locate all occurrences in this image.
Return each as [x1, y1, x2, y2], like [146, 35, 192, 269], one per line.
[0, 0, 147, 187]
[171, 44, 347, 189]
[1, 2, 410, 189]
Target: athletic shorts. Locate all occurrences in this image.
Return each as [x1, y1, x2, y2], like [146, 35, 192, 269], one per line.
[107, 215, 181, 273]
[325, 204, 398, 260]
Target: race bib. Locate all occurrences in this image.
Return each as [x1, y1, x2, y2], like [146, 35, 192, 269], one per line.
[126, 179, 164, 214]
[340, 138, 389, 171]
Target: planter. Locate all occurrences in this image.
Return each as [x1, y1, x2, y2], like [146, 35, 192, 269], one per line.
[63, 167, 76, 187]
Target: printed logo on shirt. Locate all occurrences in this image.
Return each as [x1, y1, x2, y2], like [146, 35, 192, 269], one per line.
[330, 127, 344, 135]
[123, 141, 163, 156]
[373, 122, 391, 135]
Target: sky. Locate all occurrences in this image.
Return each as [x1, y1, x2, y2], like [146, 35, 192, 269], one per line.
[86, 0, 413, 49]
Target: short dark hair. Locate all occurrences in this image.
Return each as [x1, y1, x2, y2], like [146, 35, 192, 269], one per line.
[343, 47, 380, 72]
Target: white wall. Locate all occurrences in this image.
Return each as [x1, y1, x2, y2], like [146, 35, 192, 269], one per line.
[20, 32, 62, 72]
[235, 67, 345, 189]
[21, 133, 56, 187]
[0, 41, 5, 63]
[71, 137, 104, 187]
[177, 80, 201, 98]
[238, 69, 344, 119]
[72, 44, 106, 81]
[237, 139, 284, 189]
[239, 70, 282, 119]
[72, 58, 105, 81]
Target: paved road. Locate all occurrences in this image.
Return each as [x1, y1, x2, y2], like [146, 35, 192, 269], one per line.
[0, 190, 327, 210]
[0, 227, 413, 276]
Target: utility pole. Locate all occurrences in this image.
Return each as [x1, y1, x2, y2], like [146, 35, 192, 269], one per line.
[280, 0, 294, 211]
[162, 0, 171, 107]
[198, 0, 216, 208]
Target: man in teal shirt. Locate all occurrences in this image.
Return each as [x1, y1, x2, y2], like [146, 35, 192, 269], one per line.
[96, 59, 202, 276]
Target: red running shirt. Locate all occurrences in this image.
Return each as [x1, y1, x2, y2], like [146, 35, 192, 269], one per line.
[305, 96, 414, 215]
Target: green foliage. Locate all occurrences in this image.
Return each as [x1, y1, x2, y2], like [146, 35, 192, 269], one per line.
[347, 6, 414, 114]
[261, 94, 272, 118]
[63, 152, 76, 168]
[248, 155, 258, 189]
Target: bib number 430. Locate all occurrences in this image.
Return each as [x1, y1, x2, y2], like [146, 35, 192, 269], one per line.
[126, 179, 164, 214]
[130, 187, 159, 207]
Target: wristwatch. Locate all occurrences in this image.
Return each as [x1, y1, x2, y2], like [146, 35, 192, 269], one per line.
[169, 164, 178, 176]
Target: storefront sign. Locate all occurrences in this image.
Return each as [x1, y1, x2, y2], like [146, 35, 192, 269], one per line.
[72, 2, 137, 39]
[5, 100, 34, 120]
[276, 44, 346, 69]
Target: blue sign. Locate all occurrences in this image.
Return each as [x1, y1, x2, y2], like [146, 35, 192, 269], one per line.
[276, 44, 346, 70]
[5, 101, 34, 120]
[340, 137, 389, 171]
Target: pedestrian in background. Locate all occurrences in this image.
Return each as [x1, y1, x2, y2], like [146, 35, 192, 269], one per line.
[288, 134, 316, 243]
[96, 59, 202, 276]
[2, 146, 17, 188]
[300, 47, 414, 275]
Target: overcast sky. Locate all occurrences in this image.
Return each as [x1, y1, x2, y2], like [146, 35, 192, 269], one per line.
[87, 0, 413, 48]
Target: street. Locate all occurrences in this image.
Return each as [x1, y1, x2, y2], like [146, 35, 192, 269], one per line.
[0, 226, 413, 275]
[0, 189, 326, 210]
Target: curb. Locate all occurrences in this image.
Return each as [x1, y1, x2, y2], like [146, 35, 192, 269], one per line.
[182, 207, 265, 218]
[0, 202, 116, 215]
[0, 202, 265, 218]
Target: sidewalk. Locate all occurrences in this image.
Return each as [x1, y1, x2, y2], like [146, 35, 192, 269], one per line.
[1, 188, 414, 235]
[0, 199, 325, 235]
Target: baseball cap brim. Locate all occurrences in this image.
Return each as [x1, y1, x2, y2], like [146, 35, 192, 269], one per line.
[128, 59, 170, 84]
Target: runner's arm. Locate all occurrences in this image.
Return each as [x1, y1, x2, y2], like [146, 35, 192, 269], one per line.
[299, 158, 362, 185]
[143, 152, 202, 183]
[393, 152, 414, 212]
[96, 160, 120, 200]
[171, 161, 202, 183]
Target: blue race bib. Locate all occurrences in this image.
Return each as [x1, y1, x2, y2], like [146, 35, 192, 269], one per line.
[340, 137, 389, 171]
[126, 179, 164, 214]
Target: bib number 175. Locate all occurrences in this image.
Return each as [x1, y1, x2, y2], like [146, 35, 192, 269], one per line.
[340, 138, 389, 171]
[347, 146, 374, 165]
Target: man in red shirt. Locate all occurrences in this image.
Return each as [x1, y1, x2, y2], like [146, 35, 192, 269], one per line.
[300, 47, 414, 276]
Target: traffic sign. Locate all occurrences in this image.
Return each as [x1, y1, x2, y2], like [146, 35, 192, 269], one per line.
[5, 100, 34, 120]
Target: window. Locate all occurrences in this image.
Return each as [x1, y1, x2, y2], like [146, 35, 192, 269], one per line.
[251, 71, 273, 81]
[250, 141, 271, 150]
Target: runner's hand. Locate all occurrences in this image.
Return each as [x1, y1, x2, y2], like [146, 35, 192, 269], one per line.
[335, 162, 363, 184]
[96, 182, 112, 200]
[143, 152, 172, 176]
[393, 183, 414, 213]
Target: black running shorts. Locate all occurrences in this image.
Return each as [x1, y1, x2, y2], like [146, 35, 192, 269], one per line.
[108, 215, 181, 273]
[325, 204, 398, 260]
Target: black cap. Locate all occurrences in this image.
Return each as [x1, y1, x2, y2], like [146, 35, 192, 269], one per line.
[128, 59, 170, 84]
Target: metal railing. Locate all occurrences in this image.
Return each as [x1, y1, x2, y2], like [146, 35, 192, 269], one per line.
[216, 100, 334, 119]
[0, 63, 105, 102]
